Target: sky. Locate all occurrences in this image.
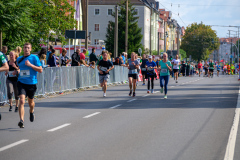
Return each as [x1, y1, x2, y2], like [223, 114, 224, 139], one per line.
[157, 0, 240, 38]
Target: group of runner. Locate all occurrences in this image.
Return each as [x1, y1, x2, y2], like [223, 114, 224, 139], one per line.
[0, 43, 42, 128]
[0, 46, 226, 127]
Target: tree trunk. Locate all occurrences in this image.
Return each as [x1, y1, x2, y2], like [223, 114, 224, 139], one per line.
[0, 30, 2, 51]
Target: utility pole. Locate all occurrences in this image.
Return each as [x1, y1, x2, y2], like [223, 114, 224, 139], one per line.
[114, 5, 118, 58]
[150, 8, 152, 55]
[231, 38, 233, 64]
[177, 27, 180, 55]
[164, 21, 166, 52]
[125, 0, 128, 53]
[85, 0, 88, 52]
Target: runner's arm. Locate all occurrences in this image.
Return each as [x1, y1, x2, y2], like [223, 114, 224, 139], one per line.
[106, 65, 114, 73]
[25, 60, 42, 73]
[0, 62, 9, 72]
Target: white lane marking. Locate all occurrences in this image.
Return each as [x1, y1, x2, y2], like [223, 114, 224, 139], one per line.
[142, 95, 149, 97]
[110, 104, 122, 109]
[47, 123, 71, 132]
[182, 83, 185, 84]
[155, 91, 160, 93]
[224, 87, 240, 160]
[0, 139, 29, 152]
[83, 112, 101, 119]
[170, 86, 174, 88]
[127, 99, 137, 102]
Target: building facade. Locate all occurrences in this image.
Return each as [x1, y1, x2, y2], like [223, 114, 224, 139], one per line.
[88, 0, 160, 54]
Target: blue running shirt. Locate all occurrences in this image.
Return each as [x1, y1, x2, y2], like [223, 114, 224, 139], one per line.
[17, 54, 42, 85]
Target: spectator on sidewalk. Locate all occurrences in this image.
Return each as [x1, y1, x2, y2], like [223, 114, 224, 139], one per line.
[89, 48, 98, 62]
[61, 49, 71, 66]
[47, 49, 57, 67]
[39, 54, 48, 68]
[121, 52, 126, 64]
[15, 46, 22, 58]
[71, 50, 80, 66]
[5, 51, 19, 112]
[38, 48, 47, 59]
[2, 46, 8, 61]
[89, 61, 96, 69]
[46, 45, 53, 61]
[80, 49, 86, 60]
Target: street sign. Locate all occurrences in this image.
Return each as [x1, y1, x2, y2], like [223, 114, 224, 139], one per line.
[65, 30, 86, 39]
[138, 48, 142, 56]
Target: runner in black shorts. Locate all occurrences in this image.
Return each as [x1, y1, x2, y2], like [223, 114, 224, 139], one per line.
[127, 52, 139, 97]
[15, 43, 42, 128]
[140, 54, 148, 85]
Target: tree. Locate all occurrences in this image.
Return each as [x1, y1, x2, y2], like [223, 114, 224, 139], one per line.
[30, 0, 76, 51]
[0, 0, 76, 52]
[180, 22, 220, 61]
[0, 0, 34, 51]
[179, 49, 187, 60]
[105, 0, 143, 57]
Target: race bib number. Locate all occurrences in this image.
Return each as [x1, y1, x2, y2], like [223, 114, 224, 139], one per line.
[100, 67, 107, 72]
[129, 69, 138, 74]
[161, 69, 167, 73]
[20, 70, 30, 77]
[141, 68, 146, 71]
[8, 71, 16, 77]
[147, 67, 154, 71]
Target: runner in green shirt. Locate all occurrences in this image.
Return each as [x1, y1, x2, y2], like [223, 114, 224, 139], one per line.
[159, 53, 172, 99]
[0, 51, 9, 120]
[208, 59, 215, 78]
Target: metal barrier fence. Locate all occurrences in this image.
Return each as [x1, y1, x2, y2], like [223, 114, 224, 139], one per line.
[0, 66, 129, 104]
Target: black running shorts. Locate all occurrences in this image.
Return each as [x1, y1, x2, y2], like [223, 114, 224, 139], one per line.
[17, 81, 37, 99]
[128, 74, 138, 79]
[209, 69, 214, 72]
[173, 69, 179, 73]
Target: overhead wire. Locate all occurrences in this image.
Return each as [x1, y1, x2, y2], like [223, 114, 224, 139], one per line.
[159, 2, 187, 26]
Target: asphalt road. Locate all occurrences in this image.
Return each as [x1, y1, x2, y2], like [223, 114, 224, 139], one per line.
[0, 74, 239, 160]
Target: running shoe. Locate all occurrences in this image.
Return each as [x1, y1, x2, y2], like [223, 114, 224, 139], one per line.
[15, 106, 18, 112]
[133, 92, 136, 97]
[151, 89, 154, 94]
[103, 93, 106, 97]
[9, 106, 12, 112]
[30, 111, 35, 122]
[147, 90, 150, 93]
[160, 87, 163, 93]
[176, 80, 178, 83]
[142, 83, 145, 86]
[129, 90, 132, 96]
[18, 120, 24, 128]
[164, 95, 167, 99]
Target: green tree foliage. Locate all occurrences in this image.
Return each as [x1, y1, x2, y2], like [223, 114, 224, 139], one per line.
[0, 0, 35, 51]
[105, 0, 143, 57]
[1, 0, 76, 52]
[180, 22, 220, 61]
[179, 49, 187, 60]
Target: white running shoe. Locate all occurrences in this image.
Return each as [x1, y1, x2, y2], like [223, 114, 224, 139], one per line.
[164, 95, 167, 99]
[151, 89, 154, 94]
[176, 80, 178, 83]
[103, 93, 106, 97]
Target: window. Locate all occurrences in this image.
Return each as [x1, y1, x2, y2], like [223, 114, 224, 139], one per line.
[94, 39, 99, 45]
[95, 24, 99, 31]
[108, 9, 113, 15]
[95, 9, 100, 15]
[134, 8, 138, 15]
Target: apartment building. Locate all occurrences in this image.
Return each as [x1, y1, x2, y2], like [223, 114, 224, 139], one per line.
[88, 0, 160, 52]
